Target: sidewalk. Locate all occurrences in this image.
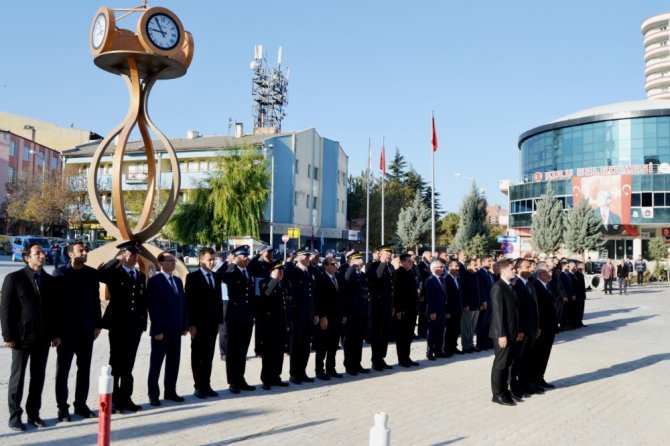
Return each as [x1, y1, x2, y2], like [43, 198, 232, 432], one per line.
[1, 284, 669, 445]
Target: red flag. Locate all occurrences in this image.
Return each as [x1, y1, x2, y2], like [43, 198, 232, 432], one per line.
[380, 143, 386, 173]
[432, 115, 438, 152]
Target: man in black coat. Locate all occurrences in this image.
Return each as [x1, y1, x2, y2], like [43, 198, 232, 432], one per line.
[342, 250, 371, 375]
[532, 264, 557, 390]
[248, 247, 274, 357]
[461, 259, 481, 353]
[489, 258, 520, 406]
[286, 247, 318, 384]
[444, 259, 463, 357]
[99, 241, 147, 413]
[572, 262, 587, 328]
[314, 257, 345, 380]
[416, 251, 433, 339]
[394, 254, 420, 367]
[1, 242, 61, 431]
[367, 243, 396, 371]
[259, 260, 290, 389]
[186, 247, 224, 397]
[147, 251, 189, 406]
[476, 256, 495, 350]
[53, 241, 101, 421]
[221, 245, 257, 394]
[424, 261, 446, 361]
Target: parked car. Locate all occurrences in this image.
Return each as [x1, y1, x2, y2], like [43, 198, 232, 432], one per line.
[10, 236, 54, 264]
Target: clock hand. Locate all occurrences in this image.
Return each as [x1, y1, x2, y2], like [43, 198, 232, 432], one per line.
[149, 27, 165, 36]
[155, 19, 166, 36]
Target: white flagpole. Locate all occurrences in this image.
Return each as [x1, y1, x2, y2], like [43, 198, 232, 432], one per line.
[431, 113, 436, 254]
[381, 136, 385, 245]
[366, 139, 371, 262]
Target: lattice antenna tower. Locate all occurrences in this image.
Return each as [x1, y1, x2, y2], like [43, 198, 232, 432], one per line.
[250, 45, 289, 131]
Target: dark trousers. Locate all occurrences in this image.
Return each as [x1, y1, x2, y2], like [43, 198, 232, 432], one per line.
[289, 320, 312, 378]
[426, 317, 445, 356]
[315, 322, 341, 373]
[576, 298, 585, 325]
[604, 278, 614, 294]
[637, 273, 644, 285]
[260, 319, 286, 384]
[443, 315, 461, 353]
[417, 300, 427, 338]
[55, 337, 94, 411]
[510, 336, 526, 393]
[491, 337, 515, 396]
[226, 320, 253, 386]
[8, 343, 50, 423]
[108, 329, 141, 404]
[218, 301, 229, 357]
[532, 330, 555, 383]
[370, 306, 392, 365]
[148, 333, 182, 399]
[191, 325, 218, 390]
[561, 299, 572, 327]
[518, 335, 536, 387]
[343, 316, 367, 370]
[395, 314, 415, 363]
[476, 307, 493, 348]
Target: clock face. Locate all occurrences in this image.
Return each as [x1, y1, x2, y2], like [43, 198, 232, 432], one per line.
[146, 13, 180, 50]
[92, 13, 106, 49]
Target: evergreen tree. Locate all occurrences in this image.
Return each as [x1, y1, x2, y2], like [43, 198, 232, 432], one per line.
[531, 186, 564, 255]
[649, 236, 667, 261]
[397, 190, 432, 252]
[386, 148, 408, 183]
[452, 182, 489, 254]
[564, 200, 604, 257]
[437, 213, 460, 247]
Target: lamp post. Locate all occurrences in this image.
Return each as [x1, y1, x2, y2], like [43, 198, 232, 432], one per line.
[30, 149, 46, 183]
[268, 143, 275, 247]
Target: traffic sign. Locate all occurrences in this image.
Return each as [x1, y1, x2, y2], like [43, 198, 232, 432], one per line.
[500, 242, 514, 254]
[281, 234, 289, 243]
[497, 235, 518, 243]
[287, 227, 300, 239]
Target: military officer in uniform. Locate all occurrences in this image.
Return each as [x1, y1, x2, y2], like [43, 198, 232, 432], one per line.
[221, 245, 256, 394]
[343, 250, 371, 375]
[259, 260, 291, 389]
[314, 257, 345, 380]
[287, 247, 318, 384]
[248, 247, 274, 357]
[393, 253, 420, 367]
[367, 244, 396, 371]
[100, 241, 147, 413]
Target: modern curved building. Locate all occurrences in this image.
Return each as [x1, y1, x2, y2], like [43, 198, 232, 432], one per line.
[642, 13, 670, 99]
[508, 99, 670, 259]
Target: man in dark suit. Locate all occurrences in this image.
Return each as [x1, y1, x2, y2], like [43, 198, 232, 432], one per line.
[424, 261, 446, 361]
[248, 247, 274, 357]
[476, 256, 495, 350]
[259, 260, 290, 389]
[532, 264, 557, 390]
[100, 241, 147, 413]
[367, 244, 396, 371]
[416, 251, 433, 339]
[186, 247, 225, 397]
[287, 247, 318, 384]
[221, 245, 256, 394]
[314, 257, 345, 380]
[461, 259, 481, 353]
[558, 261, 575, 330]
[147, 252, 189, 406]
[394, 254, 420, 367]
[572, 262, 587, 328]
[342, 250, 371, 375]
[489, 258, 521, 406]
[1, 242, 61, 431]
[444, 259, 463, 356]
[53, 241, 101, 421]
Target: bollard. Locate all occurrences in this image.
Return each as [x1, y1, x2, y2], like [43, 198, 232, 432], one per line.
[98, 365, 113, 446]
[369, 412, 390, 446]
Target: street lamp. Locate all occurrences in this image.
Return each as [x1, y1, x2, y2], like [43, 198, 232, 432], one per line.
[454, 172, 486, 195]
[24, 124, 36, 143]
[30, 149, 46, 183]
[267, 143, 275, 246]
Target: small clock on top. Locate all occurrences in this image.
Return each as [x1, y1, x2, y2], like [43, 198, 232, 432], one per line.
[137, 7, 184, 56]
[90, 7, 116, 55]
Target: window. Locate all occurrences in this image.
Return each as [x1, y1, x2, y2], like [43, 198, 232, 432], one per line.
[9, 140, 16, 156]
[337, 198, 340, 212]
[313, 196, 318, 209]
[337, 170, 340, 184]
[51, 157, 58, 170]
[199, 161, 208, 171]
[37, 151, 44, 167]
[642, 192, 653, 207]
[23, 146, 30, 161]
[294, 192, 298, 206]
[307, 164, 311, 178]
[306, 194, 310, 208]
[342, 200, 345, 213]
[295, 160, 299, 174]
[313, 166, 319, 180]
[8, 167, 14, 182]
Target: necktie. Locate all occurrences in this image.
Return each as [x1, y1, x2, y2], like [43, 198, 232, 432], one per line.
[207, 273, 214, 290]
[129, 270, 136, 281]
[526, 281, 533, 295]
[169, 276, 178, 294]
[34, 272, 41, 288]
[331, 275, 338, 290]
[243, 269, 249, 281]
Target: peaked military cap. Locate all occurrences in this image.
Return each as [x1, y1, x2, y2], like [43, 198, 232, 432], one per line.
[260, 246, 275, 254]
[116, 240, 142, 254]
[269, 259, 284, 271]
[295, 246, 311, 256]
[376, 243, 395, 252]
[231, 245, 250, 256]
[346, 249, 363, 260]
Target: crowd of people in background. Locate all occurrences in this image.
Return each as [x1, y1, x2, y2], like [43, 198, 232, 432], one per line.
[0, 240, 650, 430]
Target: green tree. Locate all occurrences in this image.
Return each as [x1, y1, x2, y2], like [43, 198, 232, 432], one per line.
[168, 187, 215, 245]
[396, 190, 432, 252]
[452, 182, 489, 254]
[530, 187, 564, 255]
[437, 212, 460, 247]
[648, 236, 668, 261]
[564, 200, 604, 258]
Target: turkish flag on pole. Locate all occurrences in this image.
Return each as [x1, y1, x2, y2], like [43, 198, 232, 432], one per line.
[431, 114, 438, 152]
[380, 142, 386, 173]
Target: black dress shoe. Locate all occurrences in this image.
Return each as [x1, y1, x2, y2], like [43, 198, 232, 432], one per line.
[327, 370, 343, 378]
[261, 383, 272, 390]
[452, 349, 464, 355]
[436, 352, 449, 358]
[381, 362, 393, 369]
[289, 376, 302, 385]
[538, 379, 555, 389]
[346, 369, 358, 376]
[74, 405, 96, 418]
[372, 364, 385, 371]
[124, 401, 142, 412]
[240, 383, 256, 391]
[399, 361, 412, 368]
[410, 360, 420, 366]
[316, 372, 331, 381]
[527, 383, 545, 394]
[492, 394, 516, 406]
[164, 394, 185, 403]
[205, 388, 219, 397]
[27, 417, 47, 428]
[112, 404, 123, 414]
[229, 385, 240, 394]
[510, 393, 524, 402]
[8, 420, 26, 431]
[194, 389, 208, 399]
[149, 398, 161, 407]
[427, 353, 436, 361]
[58, 410, 72, 422]
[301, 375, 315, 383]
[357, 367, 370, 374]
[272, 379, 290, 387]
